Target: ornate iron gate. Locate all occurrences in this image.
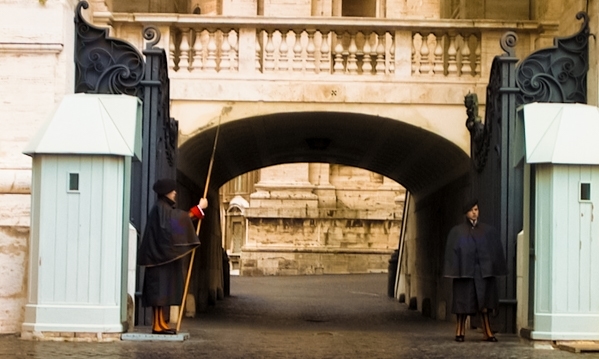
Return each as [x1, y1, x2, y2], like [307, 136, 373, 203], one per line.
[74, 1, 178, 325]
[467, 12, 589, 333]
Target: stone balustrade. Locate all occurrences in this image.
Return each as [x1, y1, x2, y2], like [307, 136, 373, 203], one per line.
[110, 14, 549, 82]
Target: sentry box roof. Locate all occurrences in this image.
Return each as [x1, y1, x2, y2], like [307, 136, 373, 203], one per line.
[23, 93, 142, 159]
[518, 102, 599, 165]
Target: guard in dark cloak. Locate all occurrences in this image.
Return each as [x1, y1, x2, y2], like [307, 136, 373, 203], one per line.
[138, 178, 207, 334]
[443, 199, 507, 342]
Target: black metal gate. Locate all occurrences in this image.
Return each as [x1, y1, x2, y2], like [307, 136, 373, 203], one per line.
[74, 1, 178, 325]
[467, 12, 589, 333]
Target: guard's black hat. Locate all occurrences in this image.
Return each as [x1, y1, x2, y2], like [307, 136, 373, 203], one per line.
[462, 198, 478, 214]
[153, 178, 177, 195]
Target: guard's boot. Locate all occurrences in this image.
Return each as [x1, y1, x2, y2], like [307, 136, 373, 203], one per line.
[455, 314, 466, 342]
[152, 307, 176, 335]
[158, 307, 176, 333]
[480, 309, 497, 342]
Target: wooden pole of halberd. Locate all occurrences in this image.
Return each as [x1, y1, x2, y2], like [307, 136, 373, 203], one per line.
[176, 118, 221, 333]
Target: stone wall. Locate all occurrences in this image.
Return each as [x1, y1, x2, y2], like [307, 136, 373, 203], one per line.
[396, 175, 469, 320]
[261, 0, 311, 17]
[235, 164, 405, 276]
[221, 0, 257, 15]
[0, 0, 76, 333]
[385, 0, 440, 19]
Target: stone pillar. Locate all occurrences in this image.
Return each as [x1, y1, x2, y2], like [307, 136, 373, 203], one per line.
[90, 0, 113, 32]
[250, 163, 318, 208]
[262, 0, 311, 17]
[308, 163, 336, 208]
[221, 0, 257, 16]
[385, 0, 440, 19]
[331, 0, 342, 16]
[311, 0, 332, 16]
[238, 27, 258, 74]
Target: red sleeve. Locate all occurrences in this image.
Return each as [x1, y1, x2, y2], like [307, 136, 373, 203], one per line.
[189, 205, 205, 220]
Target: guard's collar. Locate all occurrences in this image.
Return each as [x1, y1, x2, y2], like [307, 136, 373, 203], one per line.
[159, 195, 176, 208]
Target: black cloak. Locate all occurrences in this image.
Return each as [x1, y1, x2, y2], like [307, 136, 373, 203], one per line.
[138, 197, 201, 267]
[138, 197, 201, 307]
[444, 220, 507, 314]
[443, 220, 507, 279]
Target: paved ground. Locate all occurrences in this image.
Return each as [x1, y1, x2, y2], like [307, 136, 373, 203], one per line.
[1, 274, 598, 358]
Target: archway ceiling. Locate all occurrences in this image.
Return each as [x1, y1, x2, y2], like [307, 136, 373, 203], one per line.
[178, 112, 470, 197]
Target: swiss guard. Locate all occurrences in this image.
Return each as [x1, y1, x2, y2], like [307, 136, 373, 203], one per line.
[137, 178, 207, 334]
[443, 199, 507, 342]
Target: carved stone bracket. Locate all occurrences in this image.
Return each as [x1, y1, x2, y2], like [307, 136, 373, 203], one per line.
[516, 11, 589, 104]
[74, 1, 145, 97]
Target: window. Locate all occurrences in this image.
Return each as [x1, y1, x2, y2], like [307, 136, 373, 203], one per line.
[68, 173, 80, 192]
[342, 0, 376, 17]
[580, 182, 591, 201]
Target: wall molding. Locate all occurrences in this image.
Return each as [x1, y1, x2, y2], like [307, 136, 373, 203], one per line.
[0, 43, 63, 54]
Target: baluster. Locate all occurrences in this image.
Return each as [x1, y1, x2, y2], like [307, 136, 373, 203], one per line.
[347, 33, 358, 75]
[256, 30, 263, 73]
[374, 33, 385, 75]
[412, 33, 420, 75]
[220, 29, 232, 73]
[432, 33, 444, 75]
[473, 34, 481, 76]
[460, 34, 471, 76]
[204, 29, 218, 73]
[292, 30, 303, 72]
[419, 33, 431, 75]
[169, 30, 177, 71]
[191, 29, 203, 73]
[264, 30, 276, 72]
[278, 30, 290, 71]
[447, 33, 458, 76]
[388, 33, 395, 74]
[333, 32, 345, 74]
[306, 30, 316, 73]
[319, 30, 331, 74]
[178, 28, 191, 72]
[362, 32, 373, 75]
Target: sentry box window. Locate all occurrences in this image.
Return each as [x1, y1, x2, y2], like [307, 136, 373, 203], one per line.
[68, 173, 80, 192]
[580, 182, 591, 201]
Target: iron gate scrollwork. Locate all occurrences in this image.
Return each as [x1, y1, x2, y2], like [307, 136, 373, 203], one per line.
[74, 1, 178, 326]
[516, 12, 589, 104]
[74, 1, 144, 97]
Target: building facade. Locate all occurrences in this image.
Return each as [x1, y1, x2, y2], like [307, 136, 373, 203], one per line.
[221, 164, 405, 276]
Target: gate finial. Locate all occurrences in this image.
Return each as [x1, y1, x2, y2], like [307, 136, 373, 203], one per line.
[143, 26, 162, 50]
[500, 31, 518, 57]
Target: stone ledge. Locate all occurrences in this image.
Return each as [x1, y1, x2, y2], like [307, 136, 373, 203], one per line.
[0, 169, 31, 194]
[121, 332, 190, 342]
[20, 331, 121, 342]
[245, 208, 403, 219]
[241, 246, 395, 255]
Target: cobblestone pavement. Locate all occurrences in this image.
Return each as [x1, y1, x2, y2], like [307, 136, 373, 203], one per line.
[1, 274, 598, 359]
